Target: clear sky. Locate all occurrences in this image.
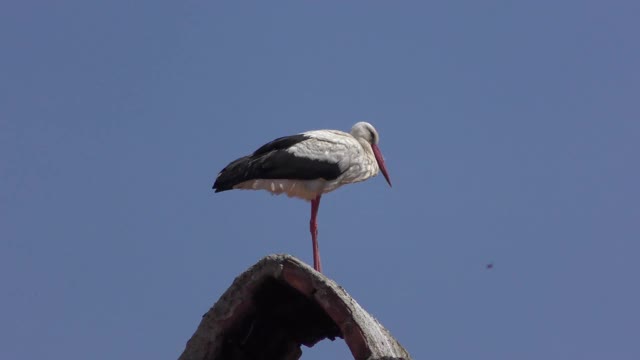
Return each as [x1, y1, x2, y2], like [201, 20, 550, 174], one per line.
[2, 1, 639, 359]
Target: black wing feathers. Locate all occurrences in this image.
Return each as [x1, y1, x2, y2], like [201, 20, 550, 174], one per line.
[213, 134, 343, 192]
[256, 150, 342, 180]
[212, 156, 252, 192]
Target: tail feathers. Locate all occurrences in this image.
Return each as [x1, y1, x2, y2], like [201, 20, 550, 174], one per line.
[212, 156, 253, 192]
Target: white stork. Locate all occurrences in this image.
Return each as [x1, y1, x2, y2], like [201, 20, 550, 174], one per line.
[212, 122, 392, 272]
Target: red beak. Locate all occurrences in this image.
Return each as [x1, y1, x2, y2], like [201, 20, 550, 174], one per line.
[371, 144, 392, 187]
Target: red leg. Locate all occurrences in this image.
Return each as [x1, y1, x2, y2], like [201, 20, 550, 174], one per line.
[310, 195, 322, 272]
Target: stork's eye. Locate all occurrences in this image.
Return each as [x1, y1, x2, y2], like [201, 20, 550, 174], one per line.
[367, 128, 376, 144]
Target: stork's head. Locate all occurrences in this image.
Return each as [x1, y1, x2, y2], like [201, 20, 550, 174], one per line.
[351, 122, 392, 187]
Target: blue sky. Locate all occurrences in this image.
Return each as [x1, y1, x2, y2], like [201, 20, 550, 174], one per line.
[2, 1, 639, 359]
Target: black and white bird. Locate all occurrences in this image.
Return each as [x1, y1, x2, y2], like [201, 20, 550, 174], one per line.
[212, 122, 392, 272]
